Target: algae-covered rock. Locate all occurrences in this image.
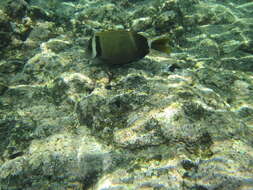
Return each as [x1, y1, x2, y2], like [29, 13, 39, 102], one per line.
[0, 76, 8, 95]
[131, 17, 152, 31]
[198, 38, 220, 58]
[24, 22, 58, 48]
[0, 59, 25, 74]
[1, 0, 253, 189]
[4, 0, 29, 19]
[23, 51, 66, 83]
[0, 10, 12, 49]
[0, 133, 122, 190]
[155, 10, 177, 31]
[28, 6, 52, 21]
[41, 38, 72, 53]
[48, 72, 94, 104]
[221, 40, 242, 54]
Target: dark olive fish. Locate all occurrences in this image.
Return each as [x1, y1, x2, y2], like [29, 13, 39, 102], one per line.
[87, 30, 170, 64]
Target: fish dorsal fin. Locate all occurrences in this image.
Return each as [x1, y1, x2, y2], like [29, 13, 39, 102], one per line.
[150, 37, 171, 54]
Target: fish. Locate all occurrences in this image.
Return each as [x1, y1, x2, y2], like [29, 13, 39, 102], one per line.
[86, 30, 171, 64]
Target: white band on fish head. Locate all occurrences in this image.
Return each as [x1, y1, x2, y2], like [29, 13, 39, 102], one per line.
[91, 35, 97, 59]
[148, 39, 152, 50]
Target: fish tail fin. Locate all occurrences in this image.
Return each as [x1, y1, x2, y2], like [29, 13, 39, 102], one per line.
[150, 37, 171, 54]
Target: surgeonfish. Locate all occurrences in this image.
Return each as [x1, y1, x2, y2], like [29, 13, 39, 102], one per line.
[87, 30, 170, 64]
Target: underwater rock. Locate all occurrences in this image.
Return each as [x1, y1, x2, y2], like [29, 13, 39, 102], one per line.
[0, 59, 25, 74]
[221, 40, 242, 54]
[0, 11, 13, 49]
[236, 2, 253, 15]
[94, 136, 253, 190]
[236, 106, 253, 126]
[48, 73, 94, 104]
[232, 80, 251, 99]
[0, 133, 119, 190]
[23, 52, 65, 83]
[41, 38, 72, 53]
[28, 6, 52, 21]
[131, 17, 152, 31]
[194, 3, 236, 25]
[1, 0, 253, 189]
[220, 55, 253, 71]
[0, 81, 8, 95]
[196, 68, 238, 95]
[114, 117, 166, 148]
[4, 0, 29, 19]
[132, 5, 157, 20]
[0, 31, 11, 50]
[24, 22, 57, 48]
[155, 10, 176, 31]
[241, 39, 253, 54]
[0, 111, 37, 161]
[29, 0, 62, 11]
[198, 38, 220, 58]
[77, 91, 149, 140]
[79, 2, 124, 23]
[55, 2, 77, 19]
[77, 70, 249, 151]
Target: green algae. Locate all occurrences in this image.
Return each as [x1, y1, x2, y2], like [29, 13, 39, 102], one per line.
[0, 0, 253, 189]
